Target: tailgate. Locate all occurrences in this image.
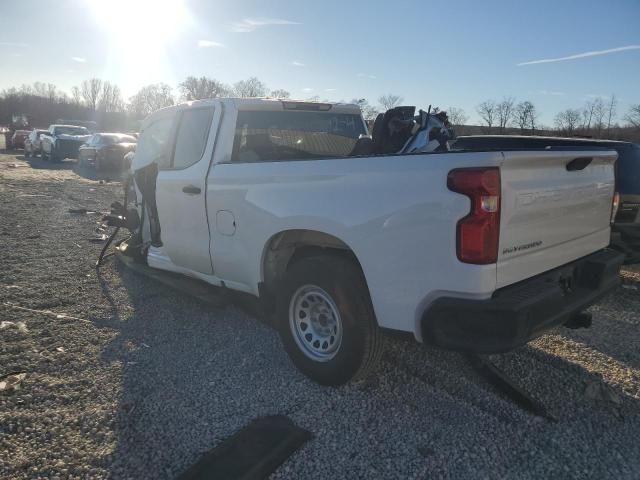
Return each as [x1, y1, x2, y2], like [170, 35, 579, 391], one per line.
[497, 149, 617, 288]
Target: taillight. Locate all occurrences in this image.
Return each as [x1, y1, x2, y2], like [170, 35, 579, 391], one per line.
[447, 167, 501, 264]
[611, 192, 620, 224]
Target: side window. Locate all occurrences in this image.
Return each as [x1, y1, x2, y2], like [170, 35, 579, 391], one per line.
[172, 108, 214, 169]
[136, 116, 174, 170]
[231, 110, 366, 162]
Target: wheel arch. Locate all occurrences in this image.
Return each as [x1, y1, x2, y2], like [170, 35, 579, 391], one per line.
[259, 229, 372, 315]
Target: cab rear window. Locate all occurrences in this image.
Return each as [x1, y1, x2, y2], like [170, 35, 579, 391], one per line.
[231, 110, 366, 162]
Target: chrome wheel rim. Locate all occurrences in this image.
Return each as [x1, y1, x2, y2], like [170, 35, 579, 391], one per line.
[289, 285, 343, 362]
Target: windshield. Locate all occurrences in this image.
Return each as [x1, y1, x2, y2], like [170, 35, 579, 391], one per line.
[55, 126, 88, 136]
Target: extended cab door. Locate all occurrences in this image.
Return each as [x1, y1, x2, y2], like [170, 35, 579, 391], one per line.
[155, 105, 219, 274]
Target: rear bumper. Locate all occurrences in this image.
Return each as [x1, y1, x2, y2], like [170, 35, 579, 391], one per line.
[421, 249, 623, 353]
[97, 150, 127, 170]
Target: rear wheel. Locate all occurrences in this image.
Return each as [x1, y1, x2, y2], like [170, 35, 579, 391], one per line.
[276, 255, 383, 385]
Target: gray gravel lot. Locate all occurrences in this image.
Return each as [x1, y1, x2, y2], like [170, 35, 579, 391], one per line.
[0, 151, 639, 479]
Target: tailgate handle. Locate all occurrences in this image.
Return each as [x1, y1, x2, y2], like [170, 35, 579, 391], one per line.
[182, 185, 201, 195]
[566, 157, 592, 171]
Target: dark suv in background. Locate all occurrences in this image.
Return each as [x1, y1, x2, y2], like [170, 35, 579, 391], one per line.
[452, 135, 640, 264]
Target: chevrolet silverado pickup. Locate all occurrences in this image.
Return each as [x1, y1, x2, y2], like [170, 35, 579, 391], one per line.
[40, 124, 91, 162]
[122, 99, 623, 385]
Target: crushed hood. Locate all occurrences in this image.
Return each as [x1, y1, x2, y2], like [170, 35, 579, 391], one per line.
[57, 134, 91, 142]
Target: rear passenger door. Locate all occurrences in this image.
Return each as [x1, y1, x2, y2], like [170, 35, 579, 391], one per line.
[155, 105, 219, 274]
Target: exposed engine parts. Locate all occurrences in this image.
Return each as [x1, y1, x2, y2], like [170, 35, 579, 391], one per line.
[350, 105, 455, 156]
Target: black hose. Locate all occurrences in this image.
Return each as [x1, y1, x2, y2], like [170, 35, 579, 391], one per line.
[96, 175, 131, 268]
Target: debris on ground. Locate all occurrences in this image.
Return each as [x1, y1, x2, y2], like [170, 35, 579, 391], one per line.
[88, 233, 109, 242]
[584, 379, 623, 405]
[1, 302, 93, 324]
[0, 372, 27, 392]
[0, 321, 29, 333]
[68, 208, 97, 215]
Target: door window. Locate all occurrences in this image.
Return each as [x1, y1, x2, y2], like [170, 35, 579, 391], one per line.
[172, 108, 214, 169]
[135, 116, 175, 170]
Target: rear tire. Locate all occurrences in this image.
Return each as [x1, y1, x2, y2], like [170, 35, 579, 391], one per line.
[276, 255, 383, 385]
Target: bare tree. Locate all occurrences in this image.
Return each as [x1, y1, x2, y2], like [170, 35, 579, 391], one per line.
[446, 107, 468, 126]
[19, 84, 33, 95]
[378, 94, 404, 110]
[32, 82, 47, 97]
[476, 100, 497, 128]
[71, 86, 82, 106]
[581, 99, 598, 134]
[179, 76, 230, 100]
[128, 83, 175, 117]
[269, 89, 290, 99]
[82, 78, 103, 111]
[606, 95, 617, 135]
[100, 81, 124, 112]
[514, 101, 536, 132]
[625, 104, 640, 130]
[592, 98, 606, 137]
[554, 108, 581, 135]
[233, 77, 268, 98]
[351, 98, 378, 121]
[46, 83, 58, 102]
[496, 97, 515, 133]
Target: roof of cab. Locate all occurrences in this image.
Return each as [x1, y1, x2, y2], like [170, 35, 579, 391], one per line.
[141, 97, 362, 126]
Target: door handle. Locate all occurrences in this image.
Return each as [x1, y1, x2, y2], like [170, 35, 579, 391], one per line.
[182, 185, 201, 195]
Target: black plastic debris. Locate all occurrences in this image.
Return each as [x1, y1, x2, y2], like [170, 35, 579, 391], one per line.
[177, 415, 312, 480]
[88, 234, 109, 243]
[69, 208, 97, 215]
[467, 354, 555, 421]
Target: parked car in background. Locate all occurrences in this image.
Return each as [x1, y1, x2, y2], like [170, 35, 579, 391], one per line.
[78, 133, 137, 170]
[9, 129, 30, 149]
[24, 129, 49, 158]
[40, 124, 91, 162]
[55, 119, 98, 133]
[452, 135, 640, 263]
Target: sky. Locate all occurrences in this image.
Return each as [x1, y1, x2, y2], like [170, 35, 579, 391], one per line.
[1, 0, 639, 125]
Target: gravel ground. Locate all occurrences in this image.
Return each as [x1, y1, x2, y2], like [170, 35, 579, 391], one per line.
[0, 150, 639, 480]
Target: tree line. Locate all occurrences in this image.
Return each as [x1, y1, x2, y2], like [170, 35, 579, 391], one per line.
[474, 96, 640, 141]
[1, 78, 638, 142]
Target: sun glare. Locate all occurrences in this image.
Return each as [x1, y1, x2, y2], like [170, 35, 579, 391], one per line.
[85, 0, 190, 93]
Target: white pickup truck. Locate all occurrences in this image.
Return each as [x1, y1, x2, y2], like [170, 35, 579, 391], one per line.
[124, 98, 623, 385]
